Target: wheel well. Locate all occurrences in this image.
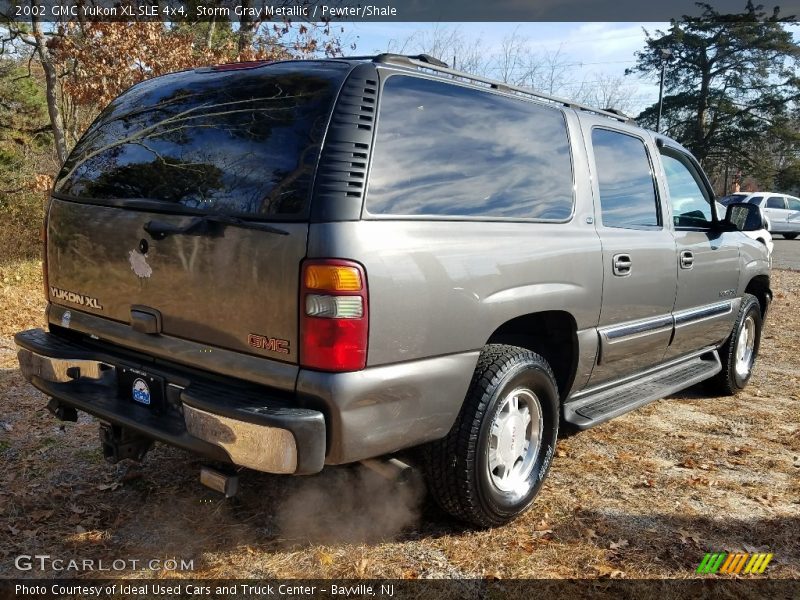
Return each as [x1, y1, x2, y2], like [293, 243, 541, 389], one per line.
[487, 311, 578, 401]
[745, 275, 771, 318]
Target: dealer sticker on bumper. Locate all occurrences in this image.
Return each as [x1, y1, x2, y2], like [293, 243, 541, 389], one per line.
[132, 378, 151, 405]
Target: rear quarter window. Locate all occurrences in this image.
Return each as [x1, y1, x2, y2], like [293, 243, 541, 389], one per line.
[365, 75, 574, 220]
[55, 62, 348, 218]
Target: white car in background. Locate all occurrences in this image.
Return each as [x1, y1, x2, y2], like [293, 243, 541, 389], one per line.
[716, 198, 774, 259]
[720, 192, 800, 240]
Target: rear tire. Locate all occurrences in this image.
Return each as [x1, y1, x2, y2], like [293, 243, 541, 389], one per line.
[782, 233, 798, 240]
[707, 294, 762, 396]
[422, 344, 559, 527]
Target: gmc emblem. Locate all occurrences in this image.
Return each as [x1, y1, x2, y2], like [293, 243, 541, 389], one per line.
[248, 334, 290, 354]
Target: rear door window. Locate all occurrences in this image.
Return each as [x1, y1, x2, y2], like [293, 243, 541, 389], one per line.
[592, 128, 659, 228]
[787, 198, 800, 211]
[366, 75, 574, 220]
[766, 196, 786, 209]
[55, 62, 348, 218]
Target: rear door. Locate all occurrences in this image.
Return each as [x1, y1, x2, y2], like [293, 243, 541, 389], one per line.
[47, 61, 350, 363]
[657, 147, 740, 359]
[764, 195, 788, 232]
[584, 123, 677, 386]
[787, 197, 800, 232]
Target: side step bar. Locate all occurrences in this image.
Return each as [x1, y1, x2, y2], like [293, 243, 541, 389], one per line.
[563, 351, 722, 429]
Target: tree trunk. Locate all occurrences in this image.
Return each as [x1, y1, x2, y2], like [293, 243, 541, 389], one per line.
[238, 0, 256, 52]
[694, 52, 711, 161]
[206, 17, 216, 49]
[31, 4, 68, 165]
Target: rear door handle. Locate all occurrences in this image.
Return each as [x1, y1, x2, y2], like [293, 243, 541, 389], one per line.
[680, 250, 694, 269]
[612, 253, 632, 276]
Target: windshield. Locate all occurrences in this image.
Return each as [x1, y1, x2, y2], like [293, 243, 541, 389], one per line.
[55, 61, 348, 219]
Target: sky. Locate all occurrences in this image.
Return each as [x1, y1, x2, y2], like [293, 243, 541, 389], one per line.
[338, 22, 670, 114]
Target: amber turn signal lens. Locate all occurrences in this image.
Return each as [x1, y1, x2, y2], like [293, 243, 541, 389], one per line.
[304, 265, 362, 291]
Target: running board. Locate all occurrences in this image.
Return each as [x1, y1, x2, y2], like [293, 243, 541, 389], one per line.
[563, 352, 722, 429]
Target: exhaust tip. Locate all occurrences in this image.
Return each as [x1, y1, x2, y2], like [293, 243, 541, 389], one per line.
[360, 457, 416, 484]
[200, 466, 239, 498]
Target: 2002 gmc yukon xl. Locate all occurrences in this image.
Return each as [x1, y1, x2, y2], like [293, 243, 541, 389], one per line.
[15, 54, 771, 526]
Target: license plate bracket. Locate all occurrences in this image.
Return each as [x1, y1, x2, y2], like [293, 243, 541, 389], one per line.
[118, 367, 165, 412]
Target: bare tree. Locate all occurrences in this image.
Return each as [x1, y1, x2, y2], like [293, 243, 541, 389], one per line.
[385, 27, 639, 114]
[386, 25, 486, 74]
[572, 73, 638, 114]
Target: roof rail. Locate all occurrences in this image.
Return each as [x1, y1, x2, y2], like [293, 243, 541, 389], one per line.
[345, 53, 633, 124]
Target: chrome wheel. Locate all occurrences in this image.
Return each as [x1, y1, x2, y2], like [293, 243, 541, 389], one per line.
[487, 388, 543, 493]
[735, 314, 756, 379]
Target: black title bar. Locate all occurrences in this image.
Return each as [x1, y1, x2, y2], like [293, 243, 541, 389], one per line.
[1, 0, 799, 22]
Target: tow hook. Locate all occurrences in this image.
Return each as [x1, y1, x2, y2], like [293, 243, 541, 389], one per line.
[99, 423, 152, 464]
[46, 398, 78, 422]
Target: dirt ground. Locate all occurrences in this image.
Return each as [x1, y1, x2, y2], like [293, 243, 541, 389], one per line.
[0, 261, 798, 580]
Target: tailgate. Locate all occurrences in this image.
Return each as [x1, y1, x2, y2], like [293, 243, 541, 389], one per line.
[46, 199, 306, 362]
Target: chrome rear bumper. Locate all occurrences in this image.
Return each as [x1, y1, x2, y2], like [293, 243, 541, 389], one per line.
[14, 330, 325, 475]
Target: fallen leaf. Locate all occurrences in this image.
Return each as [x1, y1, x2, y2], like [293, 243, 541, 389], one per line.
[356, 558, 369, 577]
[534, 519, 551, 531]
[678, 529, 701, 545]
[69, 504, 85, 514]
[96, 482, 122, 491]
[75, 525, 86, 533]
[318, 552, 334, 566]
[29, 509, 55, 522]
[609, 539, 629, 550]
[7, 525, 19, 536]
[595, 565, 625, 578]
[584, 528, 598, 540]
[678, 457, 698, 469]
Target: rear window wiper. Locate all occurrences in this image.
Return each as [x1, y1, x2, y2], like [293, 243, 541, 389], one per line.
[143, 214, 289, 240]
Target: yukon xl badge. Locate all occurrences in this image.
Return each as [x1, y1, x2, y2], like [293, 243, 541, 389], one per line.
[132, 378, 151, 405]
[50, 287, 103, 310]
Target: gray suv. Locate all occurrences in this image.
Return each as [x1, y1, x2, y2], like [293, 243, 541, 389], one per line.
[14, 54, 771, 526]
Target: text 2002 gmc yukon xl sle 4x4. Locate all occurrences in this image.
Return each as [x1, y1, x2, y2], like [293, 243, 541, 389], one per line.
[15, 54, 771, 526]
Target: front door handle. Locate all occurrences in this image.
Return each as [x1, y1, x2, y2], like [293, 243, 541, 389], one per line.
[680, 250, 694, 269]
[612, 253, 632, 276]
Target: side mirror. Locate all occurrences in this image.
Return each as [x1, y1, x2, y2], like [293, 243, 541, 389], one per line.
[724, 202, 766, 232]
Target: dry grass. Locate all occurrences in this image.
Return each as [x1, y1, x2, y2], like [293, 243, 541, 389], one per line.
[0, 264, 798, 579]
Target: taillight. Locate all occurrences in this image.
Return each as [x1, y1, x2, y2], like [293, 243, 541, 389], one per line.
[300, 259, 368, 372]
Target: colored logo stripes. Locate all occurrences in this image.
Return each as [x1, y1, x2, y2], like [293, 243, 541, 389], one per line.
[697, 552, 773, 574]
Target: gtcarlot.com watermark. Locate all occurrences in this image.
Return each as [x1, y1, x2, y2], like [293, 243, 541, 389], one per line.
[14, 554, 194, 572]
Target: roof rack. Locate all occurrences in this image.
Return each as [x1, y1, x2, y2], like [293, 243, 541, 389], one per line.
[343, 53, 633, 124]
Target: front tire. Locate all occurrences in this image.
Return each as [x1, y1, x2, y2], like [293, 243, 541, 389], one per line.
[782, 233, 798, 240]
[422, 344, 559, 527]
[707, 294, 762, 396]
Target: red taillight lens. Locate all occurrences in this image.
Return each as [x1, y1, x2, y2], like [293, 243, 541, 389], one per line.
[300, 259, 368, 372]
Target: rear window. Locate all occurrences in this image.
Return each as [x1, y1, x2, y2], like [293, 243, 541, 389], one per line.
[55, 62, 348, 218]
[366, 75, 574, 220]
[719, 194, 748, 206]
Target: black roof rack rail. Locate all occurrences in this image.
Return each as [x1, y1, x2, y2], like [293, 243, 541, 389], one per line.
[341, 53, 633, 124]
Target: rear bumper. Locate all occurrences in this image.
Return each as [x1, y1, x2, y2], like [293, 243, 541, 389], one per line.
[14, 329, 326, 475]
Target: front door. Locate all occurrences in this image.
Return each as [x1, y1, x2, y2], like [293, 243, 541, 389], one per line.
[658, 149, 740, 359]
